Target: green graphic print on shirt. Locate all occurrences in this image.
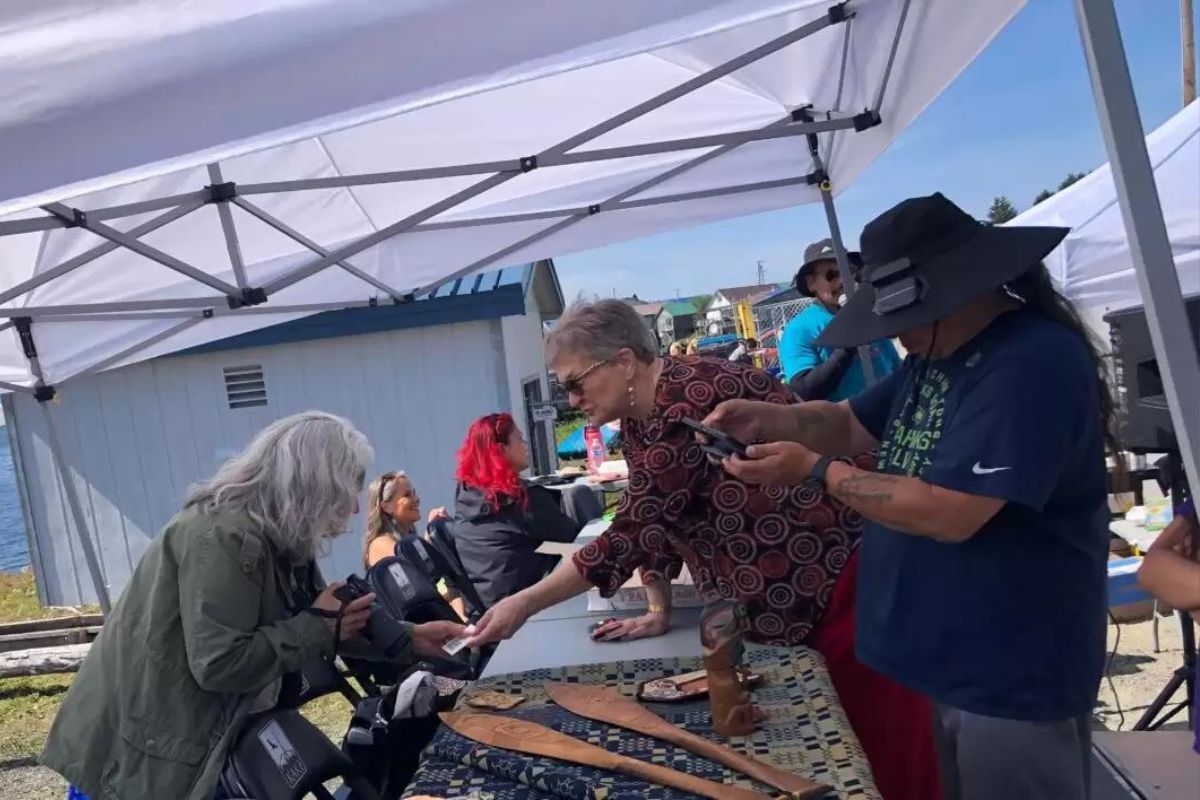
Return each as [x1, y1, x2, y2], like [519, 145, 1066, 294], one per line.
[877, 367, 951, 478]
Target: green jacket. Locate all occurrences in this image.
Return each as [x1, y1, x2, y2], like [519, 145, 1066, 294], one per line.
[40, 506, 397, 799]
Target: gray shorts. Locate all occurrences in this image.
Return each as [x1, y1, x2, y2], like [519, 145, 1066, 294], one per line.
[932, 703, 1093, 800]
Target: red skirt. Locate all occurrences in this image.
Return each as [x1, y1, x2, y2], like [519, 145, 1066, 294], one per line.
[808, 548, 942, 800]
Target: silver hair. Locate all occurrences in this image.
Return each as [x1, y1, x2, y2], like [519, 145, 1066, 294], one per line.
[185, 411, 374, 561]
[545, 299, 658, 365]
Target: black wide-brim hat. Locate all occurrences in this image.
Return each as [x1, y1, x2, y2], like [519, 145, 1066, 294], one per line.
[815, 193, 1068, 348]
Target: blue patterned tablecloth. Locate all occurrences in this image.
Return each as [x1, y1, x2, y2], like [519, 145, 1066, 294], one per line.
[403, 646, 878, 800]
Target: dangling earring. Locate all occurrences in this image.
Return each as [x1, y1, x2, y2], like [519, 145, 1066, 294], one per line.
[627, 383, 637, 409]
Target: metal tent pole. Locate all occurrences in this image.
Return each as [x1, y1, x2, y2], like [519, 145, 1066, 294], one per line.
[1072, 0, 1200, 495]
[413, 111, 840, 298]
[799, 111, 878, 385]
[40, 399, 112, 613]
[41, 203, 243, 299]
[262, 6, 853, 296]
[0, 203, 203, 306]
[11, 317, 112, 612]
[207, 164, 249, 290]
[231, 197, 406, 301]
[818, 184, 878, 385]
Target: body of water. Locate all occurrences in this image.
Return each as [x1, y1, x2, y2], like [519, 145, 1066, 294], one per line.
[0, 433, 32, 572]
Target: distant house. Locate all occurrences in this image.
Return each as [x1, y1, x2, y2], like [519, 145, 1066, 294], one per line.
[5, 261, 566, 605]
[629, 302, 666, 348]
[660, 300, 700, 343]
[704, 284, 781, 334]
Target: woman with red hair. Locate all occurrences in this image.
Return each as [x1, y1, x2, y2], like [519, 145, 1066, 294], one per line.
[453, 413, 581, 609]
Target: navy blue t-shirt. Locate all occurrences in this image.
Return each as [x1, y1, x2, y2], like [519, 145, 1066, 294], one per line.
[848, 309, 1110, 720]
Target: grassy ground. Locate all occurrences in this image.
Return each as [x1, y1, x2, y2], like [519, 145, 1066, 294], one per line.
[0, 571, 97, 769]
[0, 571, 97, 623]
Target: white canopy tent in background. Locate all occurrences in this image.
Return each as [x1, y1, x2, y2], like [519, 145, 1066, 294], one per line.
[1, 0, 1197, 611]
[1011, 98, 1199, 321]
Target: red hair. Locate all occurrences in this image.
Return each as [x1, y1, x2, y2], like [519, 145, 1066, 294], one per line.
[456, 412, 525, 509]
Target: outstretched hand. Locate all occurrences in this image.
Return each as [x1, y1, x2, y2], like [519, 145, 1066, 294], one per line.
[463, 594, 531, 648]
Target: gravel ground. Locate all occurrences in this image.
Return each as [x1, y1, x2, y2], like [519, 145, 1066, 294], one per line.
[3, 615, 1191, 798]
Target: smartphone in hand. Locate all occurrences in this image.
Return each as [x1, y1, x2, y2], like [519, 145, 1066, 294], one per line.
[680, 417, 749, 460]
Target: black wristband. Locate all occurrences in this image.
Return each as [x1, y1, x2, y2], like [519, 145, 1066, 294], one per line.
[810, 455, 835, 487]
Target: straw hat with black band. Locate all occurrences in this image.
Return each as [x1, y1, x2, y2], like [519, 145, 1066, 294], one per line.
[814, 193, 1068, 349]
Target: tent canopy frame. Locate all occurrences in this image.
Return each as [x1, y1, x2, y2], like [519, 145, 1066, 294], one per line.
[0, 1, 891, 611]
[4, 0, 1195, 627]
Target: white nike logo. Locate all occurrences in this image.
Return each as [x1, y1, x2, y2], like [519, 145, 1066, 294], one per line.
[972, 462, 1011, 475]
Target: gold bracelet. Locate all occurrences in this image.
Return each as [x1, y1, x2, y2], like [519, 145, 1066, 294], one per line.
[647, 603, 669, 615]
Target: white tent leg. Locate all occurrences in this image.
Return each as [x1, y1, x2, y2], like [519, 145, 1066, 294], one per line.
[1073, 0, 1200, 494]
[39, 399, 112, 613]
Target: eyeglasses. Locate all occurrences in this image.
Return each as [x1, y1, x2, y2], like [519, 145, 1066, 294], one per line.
[558, 359, 609, 396]
[821, 268, 840, 283]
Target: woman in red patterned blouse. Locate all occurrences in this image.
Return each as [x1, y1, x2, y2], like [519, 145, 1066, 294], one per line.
[466, 300, 939, 800]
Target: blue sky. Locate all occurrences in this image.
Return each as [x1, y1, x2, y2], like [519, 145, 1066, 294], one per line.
[556, 0, 1198, 302]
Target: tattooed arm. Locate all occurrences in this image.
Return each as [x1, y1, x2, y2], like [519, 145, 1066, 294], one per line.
[723, 442, 1004, 543]
[824, 461, 1004, 542]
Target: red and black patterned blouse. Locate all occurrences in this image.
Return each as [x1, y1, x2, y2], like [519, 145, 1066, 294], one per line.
[572, 356, 866, 646]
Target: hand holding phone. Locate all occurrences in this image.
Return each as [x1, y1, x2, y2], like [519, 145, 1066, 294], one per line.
[680, 417, 748, 460]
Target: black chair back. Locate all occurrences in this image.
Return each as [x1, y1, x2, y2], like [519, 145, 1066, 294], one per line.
[422, 519, 488, 620]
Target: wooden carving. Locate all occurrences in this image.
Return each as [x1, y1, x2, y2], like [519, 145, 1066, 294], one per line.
[545, 682, 830, 799]
[701, 602, 757, 737]
[440, 711, 774, 800]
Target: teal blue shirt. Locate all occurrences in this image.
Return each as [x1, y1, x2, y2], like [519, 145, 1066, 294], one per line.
[779, 303, 901, 400]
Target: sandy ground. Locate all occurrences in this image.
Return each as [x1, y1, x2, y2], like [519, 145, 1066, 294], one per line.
[2, 614, 1192, 799]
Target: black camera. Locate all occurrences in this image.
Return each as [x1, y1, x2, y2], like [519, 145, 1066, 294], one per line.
[333, 575, 411, 662]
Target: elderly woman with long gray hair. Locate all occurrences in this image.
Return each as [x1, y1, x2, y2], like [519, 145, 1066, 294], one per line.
[41, 411, 463, 800]
[465, 299, 941, 800]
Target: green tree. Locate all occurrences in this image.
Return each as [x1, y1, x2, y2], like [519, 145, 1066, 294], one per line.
[691, 294, 713, 313]
[1033, 171, 1089, 207]
[987, 195, 1019, 224]
[1058, 171, 1087, 191]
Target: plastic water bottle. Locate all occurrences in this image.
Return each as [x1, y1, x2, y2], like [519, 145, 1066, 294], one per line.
[584, 424, 606, 474]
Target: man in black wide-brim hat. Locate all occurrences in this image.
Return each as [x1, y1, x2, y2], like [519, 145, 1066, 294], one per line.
[706, 193, 1119, 800]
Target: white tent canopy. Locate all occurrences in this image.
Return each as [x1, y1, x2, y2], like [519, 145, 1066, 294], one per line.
[1010, 98, 1199, 314]
[0, 0, 1027, 390]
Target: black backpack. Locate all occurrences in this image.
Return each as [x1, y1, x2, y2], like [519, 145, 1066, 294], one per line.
[217, 709, 380, 800]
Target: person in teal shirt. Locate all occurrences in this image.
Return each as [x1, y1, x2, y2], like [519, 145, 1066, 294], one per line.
[779, 238, 900, 400]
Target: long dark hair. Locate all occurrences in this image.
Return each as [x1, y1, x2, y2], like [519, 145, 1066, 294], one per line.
[1005, 264, 1125, 480]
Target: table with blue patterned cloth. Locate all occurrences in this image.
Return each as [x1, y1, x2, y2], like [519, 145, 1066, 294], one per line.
[402, 646, 879, 800]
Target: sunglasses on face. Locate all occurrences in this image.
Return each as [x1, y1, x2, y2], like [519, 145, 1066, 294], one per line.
[559, 359, 608, 396]
[820, 268, 840, 283]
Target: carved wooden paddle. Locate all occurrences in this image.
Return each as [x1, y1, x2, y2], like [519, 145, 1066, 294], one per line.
[545, 682, 831, 799]
[440, 711, 773, 800]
